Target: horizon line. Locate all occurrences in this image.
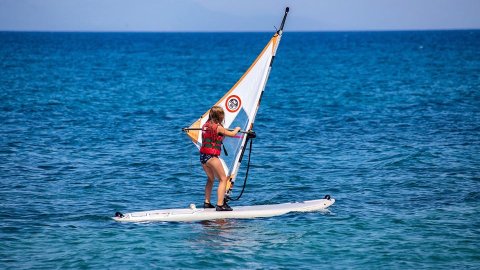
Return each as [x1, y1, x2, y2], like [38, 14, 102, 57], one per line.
[1, 28, 479, 34]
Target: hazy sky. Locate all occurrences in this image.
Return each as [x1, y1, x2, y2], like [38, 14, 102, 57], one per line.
[1, 0, 479, 32]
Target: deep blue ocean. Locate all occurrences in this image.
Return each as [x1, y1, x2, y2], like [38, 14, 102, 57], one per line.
[1, 31, 479, 269]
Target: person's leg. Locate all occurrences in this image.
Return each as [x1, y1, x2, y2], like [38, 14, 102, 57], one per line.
[205, 157, 228, 206]
[202, 163, 215, 204]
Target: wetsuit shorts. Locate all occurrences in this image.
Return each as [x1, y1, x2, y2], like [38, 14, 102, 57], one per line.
[200, 153, 217, 164]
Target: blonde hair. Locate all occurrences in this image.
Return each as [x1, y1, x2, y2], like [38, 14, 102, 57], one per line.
[208, 106, 225, 124]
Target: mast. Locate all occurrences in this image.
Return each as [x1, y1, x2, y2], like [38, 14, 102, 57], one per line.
[184, 7, 290, 200]
[225, 7, 290, 199]
[279, 7, 290, 33]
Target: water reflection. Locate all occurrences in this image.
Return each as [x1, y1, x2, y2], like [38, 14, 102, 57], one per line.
[187, 211, 332, 256]
[188, 218, 277, 256]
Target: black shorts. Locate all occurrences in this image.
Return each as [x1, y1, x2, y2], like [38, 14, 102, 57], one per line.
[200, 153, 217, 164]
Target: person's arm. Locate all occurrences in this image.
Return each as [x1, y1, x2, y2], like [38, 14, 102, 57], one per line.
[217, 126, 241, 137]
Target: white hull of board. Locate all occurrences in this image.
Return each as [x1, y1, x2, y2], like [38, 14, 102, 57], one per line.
[113, 198, 335, 222]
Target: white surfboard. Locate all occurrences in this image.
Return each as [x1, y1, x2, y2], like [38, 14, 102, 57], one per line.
[113, 196, 334, 222]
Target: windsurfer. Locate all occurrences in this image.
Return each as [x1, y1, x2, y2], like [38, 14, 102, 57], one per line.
[200, 106, 240, 211]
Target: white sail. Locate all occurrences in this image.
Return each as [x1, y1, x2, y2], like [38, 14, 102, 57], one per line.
[185, 9, 288, 198]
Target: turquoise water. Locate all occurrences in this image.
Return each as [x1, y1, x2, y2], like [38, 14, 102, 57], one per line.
[1, 31, 479, 269]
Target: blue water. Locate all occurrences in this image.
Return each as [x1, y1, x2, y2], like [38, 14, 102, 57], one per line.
[1, 31, 479, 269]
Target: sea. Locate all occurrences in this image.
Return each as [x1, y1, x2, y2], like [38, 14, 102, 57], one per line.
[1, 30, 479, 269]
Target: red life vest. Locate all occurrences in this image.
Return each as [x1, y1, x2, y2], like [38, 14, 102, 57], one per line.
[200, 121, 224, 156]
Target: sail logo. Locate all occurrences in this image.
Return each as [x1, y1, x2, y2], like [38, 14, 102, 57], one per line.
[225, 95, 242, 113]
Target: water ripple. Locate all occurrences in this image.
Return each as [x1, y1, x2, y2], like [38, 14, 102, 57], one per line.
[1, 31, 479, 269]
